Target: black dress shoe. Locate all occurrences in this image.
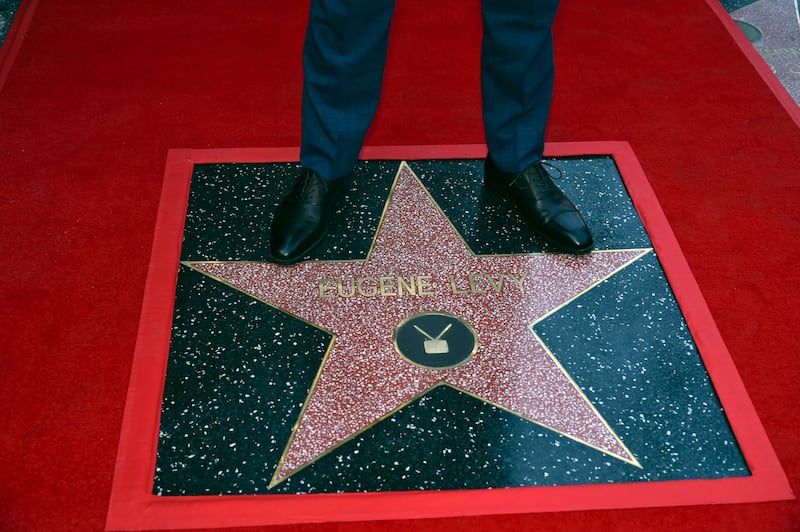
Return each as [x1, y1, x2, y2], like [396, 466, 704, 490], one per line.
[484, 156, 593, 254]
[269, 169, 349, 265]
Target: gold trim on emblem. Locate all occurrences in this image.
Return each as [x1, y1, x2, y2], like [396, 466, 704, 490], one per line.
[393, 311, 479, 370]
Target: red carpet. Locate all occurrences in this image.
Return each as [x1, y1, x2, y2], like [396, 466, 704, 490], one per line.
[1, 1, 799, 530]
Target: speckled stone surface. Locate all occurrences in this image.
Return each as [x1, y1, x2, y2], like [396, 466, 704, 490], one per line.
[733, 0, 800, 105]
[722, 0, 760, 10]
[155, 158, 748, 496]
[155, 265, 332, 495]
[181, 161, 397, 262]
[0, 0, 22, 46]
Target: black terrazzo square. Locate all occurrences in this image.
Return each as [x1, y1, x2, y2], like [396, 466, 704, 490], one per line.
[154, 157, 748, 496]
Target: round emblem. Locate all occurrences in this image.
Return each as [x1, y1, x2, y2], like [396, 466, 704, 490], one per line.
[393, 312, 478, 370]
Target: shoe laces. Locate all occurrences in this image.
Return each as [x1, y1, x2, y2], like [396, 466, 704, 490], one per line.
[511, 160, 563, 193]
[293, 170, 327, 200]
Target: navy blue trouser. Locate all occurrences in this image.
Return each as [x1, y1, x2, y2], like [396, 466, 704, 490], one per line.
[300, 0, 560, 180]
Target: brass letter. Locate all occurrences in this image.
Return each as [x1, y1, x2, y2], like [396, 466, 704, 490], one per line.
[319, 278, 337, 299]
[450, 275, 468, 295]
[337, 277, 356, 298]
[508, 273, 527, 294]
[379, 276, 397, 297]
[468, 274, 485, 294]
[417, 275, 434, 296]
[397, 276, 417, 296]
[485, 274, 504, 293]
[358, 277, 378, 297]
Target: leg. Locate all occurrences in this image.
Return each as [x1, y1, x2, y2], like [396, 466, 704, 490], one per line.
[300, 0, 396, 180]
[481, 0, 593, 253]
[481, 0, 559, 173]
[271, 0, 395, 264]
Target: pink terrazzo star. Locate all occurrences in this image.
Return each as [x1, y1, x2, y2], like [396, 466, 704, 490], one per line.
[189, 162, 649, 485]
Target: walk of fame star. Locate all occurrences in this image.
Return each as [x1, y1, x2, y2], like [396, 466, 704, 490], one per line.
[187, 162, 650, 485]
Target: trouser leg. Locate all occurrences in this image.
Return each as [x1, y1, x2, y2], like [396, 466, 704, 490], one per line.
[300, 0, 396, 180]
[481, 0, 560, 173]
